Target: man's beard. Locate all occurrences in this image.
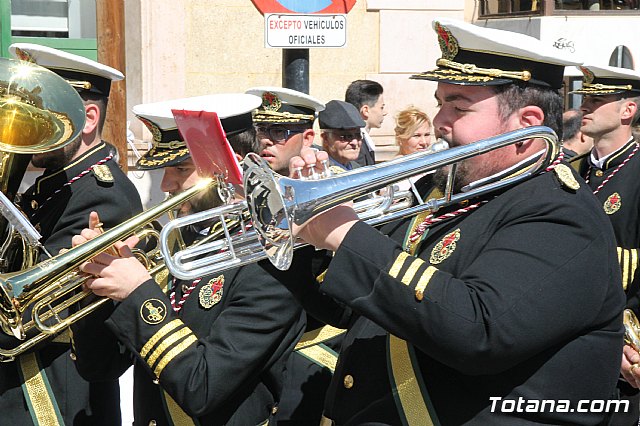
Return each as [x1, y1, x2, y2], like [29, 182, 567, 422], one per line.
[173, 184, 225, 241]
[175, 184, 223, 218]
[31, 138, 82, 170]
[433, 162, 471, 194]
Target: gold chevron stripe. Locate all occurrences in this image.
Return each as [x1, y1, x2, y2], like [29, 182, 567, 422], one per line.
[154, 335, 198, 377]
[141, 319, 183, 358]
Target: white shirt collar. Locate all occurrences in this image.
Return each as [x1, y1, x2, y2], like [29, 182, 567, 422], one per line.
[590, 136, 635, 169]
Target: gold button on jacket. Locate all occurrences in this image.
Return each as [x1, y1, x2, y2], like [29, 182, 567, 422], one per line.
[343, 374, 354, 389]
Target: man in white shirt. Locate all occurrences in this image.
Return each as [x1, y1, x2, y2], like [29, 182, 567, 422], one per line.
[345, 80, 387, 166]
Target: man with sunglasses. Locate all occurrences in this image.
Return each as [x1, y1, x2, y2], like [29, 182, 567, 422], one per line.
[319, 100, 367, 171]
[246, 87, 348, 425]
[245, 87, 324, 175]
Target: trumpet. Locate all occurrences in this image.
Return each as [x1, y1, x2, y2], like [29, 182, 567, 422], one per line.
[0, 178, 216, 361]
[161, 126, 558, 279]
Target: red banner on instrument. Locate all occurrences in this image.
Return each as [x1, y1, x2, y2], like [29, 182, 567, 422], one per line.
[172, 109, 243, 185]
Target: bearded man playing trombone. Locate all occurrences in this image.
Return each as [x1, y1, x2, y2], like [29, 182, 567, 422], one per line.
[266, 19, 626, 425]
[69, 94, 305, 426]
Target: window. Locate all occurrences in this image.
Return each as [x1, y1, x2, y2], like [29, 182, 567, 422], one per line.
[481, 0, 543, 15]
[609, 45, 634, 69]
[480, 0, 638, 16]
[11, 0, 96, 38]
[564, 76, 584, 110]
[556, 0, 638, 10]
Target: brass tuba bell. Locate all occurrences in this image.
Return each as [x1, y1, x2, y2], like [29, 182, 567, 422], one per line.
[0, 56, 85, 154]
[0, 56, 86, 273]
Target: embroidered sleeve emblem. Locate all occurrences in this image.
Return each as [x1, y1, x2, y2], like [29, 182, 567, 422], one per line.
[199, 275, 225, 309]
[92, 164, 114, 183]
[430, 228, 461, 265]
[604, 192, 622, 215]
[141, 299, 167, 325]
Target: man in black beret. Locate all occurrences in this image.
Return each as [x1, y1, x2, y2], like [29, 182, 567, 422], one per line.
[319, 100, 367, 171]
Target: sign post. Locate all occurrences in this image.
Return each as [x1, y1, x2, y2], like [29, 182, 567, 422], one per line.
[251, 0, 356, 94]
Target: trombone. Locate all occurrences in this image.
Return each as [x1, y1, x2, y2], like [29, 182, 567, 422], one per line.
[161, 126, 558, 278]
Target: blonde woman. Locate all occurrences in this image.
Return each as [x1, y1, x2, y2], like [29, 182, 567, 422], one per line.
[394, 106, 432, 157]
[394, 105, 432, 156]
[391, 106, 433, 194]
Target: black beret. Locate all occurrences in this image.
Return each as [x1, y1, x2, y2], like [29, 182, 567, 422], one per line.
[319, 100, 365, 129]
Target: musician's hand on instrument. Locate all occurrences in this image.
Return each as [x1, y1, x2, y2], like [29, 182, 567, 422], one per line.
[71, 211, 104, 248]
[621, 344, 640, 388]
[294, 205, 358, 252]
[289, 146, 329, 179]
[81, 239, 151, 301]
[289, 147, 358, 251]
[88, 211, 101, 230]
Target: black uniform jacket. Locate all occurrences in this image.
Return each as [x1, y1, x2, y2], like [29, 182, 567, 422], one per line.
[572, 139, 640, 313]
[270, 166, 625, 425]
[275, 250, 346, 426]
[73, 260, 305, 426]
[355, 133, 375, 167]
[0, 141, 142, 425]
[571, 138, 640, 421]
[20, 141, 143, 256]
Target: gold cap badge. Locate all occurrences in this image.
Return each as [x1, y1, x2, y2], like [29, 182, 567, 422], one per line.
[581, 66, 595, 85]
[14, 47, 35, 63]
[435, 21, 459, 60]
[261, 91, 282, 112]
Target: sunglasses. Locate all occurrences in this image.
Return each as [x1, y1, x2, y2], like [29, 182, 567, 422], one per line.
[256, 125, 306, 143]
[325, 130, 363, 142]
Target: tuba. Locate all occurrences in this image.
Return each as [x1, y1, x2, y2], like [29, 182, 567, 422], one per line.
[0, 56, 86, 272]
